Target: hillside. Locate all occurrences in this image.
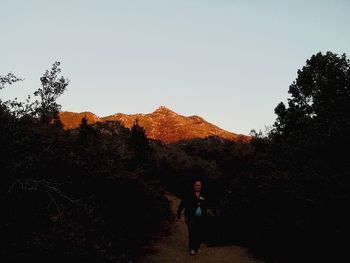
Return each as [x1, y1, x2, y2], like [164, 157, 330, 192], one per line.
[59, 106, 249, 143]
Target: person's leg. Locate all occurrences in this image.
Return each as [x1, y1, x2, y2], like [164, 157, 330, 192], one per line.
[199, 218, 203, 250]
[198, 217, 206, 251]
[186, 217, 195, 252]
[193, 218, 201, 252]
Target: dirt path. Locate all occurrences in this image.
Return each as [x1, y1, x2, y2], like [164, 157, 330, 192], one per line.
[138, 193, 264, 263]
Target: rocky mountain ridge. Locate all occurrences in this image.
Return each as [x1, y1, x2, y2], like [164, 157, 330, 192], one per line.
[59, 106, 249, 143]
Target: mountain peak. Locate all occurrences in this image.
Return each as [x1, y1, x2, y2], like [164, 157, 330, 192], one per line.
[153, 106, 176, 114]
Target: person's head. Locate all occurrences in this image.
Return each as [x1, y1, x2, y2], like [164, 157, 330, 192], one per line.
[193, 179, 202, 192]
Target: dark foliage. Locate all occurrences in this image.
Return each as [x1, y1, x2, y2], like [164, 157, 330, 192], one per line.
[0, 63, 170, 263]
[1, 52, 349, 263]
[155, 52, 350, 262]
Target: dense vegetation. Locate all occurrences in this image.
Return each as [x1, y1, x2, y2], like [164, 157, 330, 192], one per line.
[0, 63, 170, 263]
[160, 52, 350, 262]
[1, 51, 349, 263]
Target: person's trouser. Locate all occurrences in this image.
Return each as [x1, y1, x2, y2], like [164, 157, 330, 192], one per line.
[185, 216, 203, 251]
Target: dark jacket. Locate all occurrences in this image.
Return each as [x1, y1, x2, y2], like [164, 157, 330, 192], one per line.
[177, 191, 208, 220]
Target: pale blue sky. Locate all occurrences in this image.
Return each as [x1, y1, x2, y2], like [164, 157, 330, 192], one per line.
[1, 0, 349, 134]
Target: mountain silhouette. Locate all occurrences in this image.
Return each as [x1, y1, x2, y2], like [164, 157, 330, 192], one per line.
[59, 106, 249, 143]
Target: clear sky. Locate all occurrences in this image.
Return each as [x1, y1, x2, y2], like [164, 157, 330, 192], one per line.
[1, 0, 349, 134]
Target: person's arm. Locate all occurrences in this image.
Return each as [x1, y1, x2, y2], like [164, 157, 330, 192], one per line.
[177, 197, 185, 219]
[207, 208, 215, 216]
[204, 195, 214, 216]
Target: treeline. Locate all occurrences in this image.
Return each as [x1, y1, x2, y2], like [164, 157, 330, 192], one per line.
[0, 63, 170, 263]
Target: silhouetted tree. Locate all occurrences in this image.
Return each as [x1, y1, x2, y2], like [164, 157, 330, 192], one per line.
[272, 52, 350, 174]
[273, 51, 350, 140]
[78, 116, 95, 143]
[33, 61, 69, 124]
[128, 119, 150, 165]
[0, 73, 22, 91]
[266, 51, 350, 262]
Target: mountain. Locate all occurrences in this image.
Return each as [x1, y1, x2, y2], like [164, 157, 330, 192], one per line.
[59, 106, 249, 143]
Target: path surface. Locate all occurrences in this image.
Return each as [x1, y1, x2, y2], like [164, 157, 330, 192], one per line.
[138, 193, 264, 263]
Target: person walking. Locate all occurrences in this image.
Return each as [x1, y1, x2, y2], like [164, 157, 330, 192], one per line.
[177, 179, 209, 255]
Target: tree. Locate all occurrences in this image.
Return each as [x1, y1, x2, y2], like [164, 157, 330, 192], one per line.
[34, 61, 69, 124]
[271, 51, 350, 172]
[78, 116, 96, 143]
[0, 73, 24, 115]
[128, 119, 152, 169]
[129, 119, 148, 150]
[0, 73, 22, 91]
[1, 62, 69, 122]
[273, 51, 350, 140]
[267, 52, 350, 261]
